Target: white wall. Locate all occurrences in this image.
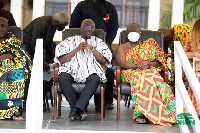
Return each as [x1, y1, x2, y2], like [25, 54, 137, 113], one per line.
[10, 0, 23, 27]
[32, 0, 45, 20]
[148, 0, 160, 31]
[171, 0, 184, 26]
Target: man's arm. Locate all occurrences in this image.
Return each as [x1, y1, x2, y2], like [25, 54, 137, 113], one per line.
[30, 23, 46, 54]
[69, 3, 83, 28]
[59, 48, 79, 64]
[86, 44, 107, 65]
[106, 4, 119, 46]
[59, 41, 87, 64]
[116, 45, 138, 70]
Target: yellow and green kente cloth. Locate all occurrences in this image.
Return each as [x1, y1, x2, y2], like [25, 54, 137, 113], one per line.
[168, 24, 192, 89]
[121, 38, 176, 126]
[0, 33, 32, 119]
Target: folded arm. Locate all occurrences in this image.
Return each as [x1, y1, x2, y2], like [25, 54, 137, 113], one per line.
[87, 44, 106, 65]
[116, 45, 138, 70]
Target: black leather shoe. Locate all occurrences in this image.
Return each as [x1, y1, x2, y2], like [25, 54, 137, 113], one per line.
[68, 108, 78, 121]
[78, 111, 87, 121]
[105, 103, 114, 110]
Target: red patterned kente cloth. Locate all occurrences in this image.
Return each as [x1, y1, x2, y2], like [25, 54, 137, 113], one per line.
[168, 24, 192, 89]
[121, 38, 176, 126]
[182, 37, 200, 115]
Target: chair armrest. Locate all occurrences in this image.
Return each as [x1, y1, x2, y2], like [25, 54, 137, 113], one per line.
[163, 67, 169, 83]
[101, 65, 106, 88]
[54, 63, 59, 84]
[116, 66, 121, 88]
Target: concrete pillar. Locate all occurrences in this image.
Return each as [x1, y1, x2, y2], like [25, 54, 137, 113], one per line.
[32, 0, 45, 20]
[171, 0, 184, 26]
[148, 0, 160, 31]
[10, 0, 23, 27]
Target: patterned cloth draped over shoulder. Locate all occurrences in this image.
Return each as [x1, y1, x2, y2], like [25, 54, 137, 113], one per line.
[121, 38, 176, 126]
[182, 37, 200, 116]
[0, 33, 32, 119]
[168, 24, 192, 89]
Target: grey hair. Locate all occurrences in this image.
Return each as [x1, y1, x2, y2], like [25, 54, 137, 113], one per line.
[81, 19, 95, 26]
[0, 17, 8, 24]
[52, 11, 69, 24]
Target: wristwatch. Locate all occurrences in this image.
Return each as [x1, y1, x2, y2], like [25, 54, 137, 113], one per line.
[91, 46, 95, 52]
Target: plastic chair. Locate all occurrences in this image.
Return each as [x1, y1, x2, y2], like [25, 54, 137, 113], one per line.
[8, 26, 22, 40]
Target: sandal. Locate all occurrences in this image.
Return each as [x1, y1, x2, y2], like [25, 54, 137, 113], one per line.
[135, 114, 149, 124]
[13, 113, 24, 121]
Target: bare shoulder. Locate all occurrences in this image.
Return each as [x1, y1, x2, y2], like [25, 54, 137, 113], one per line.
[118, 42, 129, 49]
[118, 42, 131, 52]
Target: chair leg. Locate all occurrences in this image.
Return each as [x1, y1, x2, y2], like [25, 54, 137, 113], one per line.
[50, 88, 54, 107]
[127, 96, 131, 108]
[125, 96, 128, 106]
[53, 84, 57, 119]
[116, 85, 120, 120]
[101, 86, 104, 121]
[58, 94, 61, 116]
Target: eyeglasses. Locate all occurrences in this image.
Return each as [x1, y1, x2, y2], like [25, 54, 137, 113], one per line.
[83, 25, 95, 29]
[0, 24, 8, 29]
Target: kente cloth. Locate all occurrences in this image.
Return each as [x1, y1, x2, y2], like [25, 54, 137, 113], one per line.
[54, 35, 112, 83]
[0, 33, 32, 119]
[182, 37, 200, 115]
[168, 24, 192, 89]
[121, 38, 176, 126]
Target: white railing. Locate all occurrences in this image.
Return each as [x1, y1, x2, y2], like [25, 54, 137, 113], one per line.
[174, 41, 200, 133]
[26, 39, 43, 133]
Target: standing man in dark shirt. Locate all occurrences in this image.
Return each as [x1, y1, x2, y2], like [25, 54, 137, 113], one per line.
[23, 11, 69, 70]
[23, 11, 69, 110]
[0, 0, 16, 26]
[70, 0, 119, 111]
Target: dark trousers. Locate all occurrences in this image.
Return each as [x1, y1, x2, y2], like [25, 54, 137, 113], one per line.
[58, 73, 100, 110]
[94, 68, 114, 106]
[23, 75, 30, 102]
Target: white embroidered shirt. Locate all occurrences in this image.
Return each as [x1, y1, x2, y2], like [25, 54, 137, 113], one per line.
[54, 35, 112, 83]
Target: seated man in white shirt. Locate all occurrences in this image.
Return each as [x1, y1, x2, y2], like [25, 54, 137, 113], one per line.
[54, 19, 112, 121]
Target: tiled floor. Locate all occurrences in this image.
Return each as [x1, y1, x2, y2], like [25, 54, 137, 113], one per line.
[0, 99, 182, 133]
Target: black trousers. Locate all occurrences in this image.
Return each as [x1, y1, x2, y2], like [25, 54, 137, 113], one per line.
[58, 73, 100, 110]
[23, 75, 30, 102]
[94, 68, 114, 106]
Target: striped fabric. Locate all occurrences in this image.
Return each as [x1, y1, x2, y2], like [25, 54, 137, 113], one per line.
[54, 35, 112, 83]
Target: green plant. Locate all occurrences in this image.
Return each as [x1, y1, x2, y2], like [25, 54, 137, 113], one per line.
[183, 0, 200, 22]
[160, 4, 172, 28]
